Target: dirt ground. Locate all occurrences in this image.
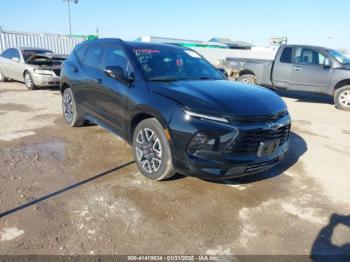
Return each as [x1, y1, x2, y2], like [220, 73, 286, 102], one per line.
[0, 82, 349, 256]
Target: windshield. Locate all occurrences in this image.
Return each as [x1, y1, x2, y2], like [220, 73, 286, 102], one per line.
[132, 46, 224, 81]
[22, 50, 53, 61]
[327, 49, 350, 65]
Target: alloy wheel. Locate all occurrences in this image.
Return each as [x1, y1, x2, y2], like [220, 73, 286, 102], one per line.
[63, 92, 74, 122]
[135, 128, 162, 173]
[240, 78, 252, 84]
[339, 90, 350, 108]
[25, 73, 33, 88]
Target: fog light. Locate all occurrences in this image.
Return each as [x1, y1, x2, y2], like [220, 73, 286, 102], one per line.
[187, 133, 207, 154]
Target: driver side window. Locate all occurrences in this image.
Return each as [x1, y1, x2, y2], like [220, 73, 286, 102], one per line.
[294, 47, 326, 65]
[101, 46, 133, 78]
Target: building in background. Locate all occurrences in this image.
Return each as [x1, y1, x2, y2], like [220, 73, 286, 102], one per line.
[208, 37, 253, 49]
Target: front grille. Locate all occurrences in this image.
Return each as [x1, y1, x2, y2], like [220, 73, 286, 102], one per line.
[227, 110, 288, 124]
[228, 124, 291, 155]
[53, 69, 61, 76]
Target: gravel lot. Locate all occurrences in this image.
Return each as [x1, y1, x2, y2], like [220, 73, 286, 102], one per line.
[0, 82, 349, 256]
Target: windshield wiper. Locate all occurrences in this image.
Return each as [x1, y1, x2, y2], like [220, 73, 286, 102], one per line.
[195, 76, 220, 80]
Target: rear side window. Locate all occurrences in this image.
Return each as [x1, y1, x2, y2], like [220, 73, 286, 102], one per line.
[75, 44, 88, 62]
[83, 46, 103, 68]
[280, 47, 292, 63]
[1, 49, 12, 59]
[1, 48, 20, 60]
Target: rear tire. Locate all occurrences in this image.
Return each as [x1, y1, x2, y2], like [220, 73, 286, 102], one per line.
[0, 68, 9, 82]
[133, 118, 175, 181]
[334, 85, 350, 111]
[237, 74, 256, 85]
[62, 88, 85, 127]
[24, 71, 36, 90]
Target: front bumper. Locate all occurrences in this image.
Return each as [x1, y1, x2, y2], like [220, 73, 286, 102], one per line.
[169, 109, 291, 180]
[32, 73, 60, 86]
[176, 141, 288, 179]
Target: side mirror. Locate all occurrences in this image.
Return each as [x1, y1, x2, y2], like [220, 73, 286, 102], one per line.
[104, 66, 134, 85]
[324, 58, 332, 68]
[12, 57, 19, 62]
[104, 66, 124, 79]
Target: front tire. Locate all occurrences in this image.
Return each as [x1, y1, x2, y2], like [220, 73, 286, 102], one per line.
[0, 68, 9, 82]
[237, 74, 256, 85]
[24, 71, 36, 90]
[334, 85, 350, 111]
[62, 88, 85, 127]
[133, 118, 175, 181]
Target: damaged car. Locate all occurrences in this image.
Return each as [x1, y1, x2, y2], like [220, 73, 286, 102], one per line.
[60, 39, 291, 181]
[0, 47, 66, 89]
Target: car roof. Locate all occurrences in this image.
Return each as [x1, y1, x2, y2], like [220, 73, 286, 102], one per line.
[283, 44, 330, 51]
[125, 41, 186, 50]
[80, 38, 187, 50]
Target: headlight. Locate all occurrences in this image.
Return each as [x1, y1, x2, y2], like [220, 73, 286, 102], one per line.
[33, 69, 53, 75]
[184, 110, 229, 123]
[187, 129, 239, 155]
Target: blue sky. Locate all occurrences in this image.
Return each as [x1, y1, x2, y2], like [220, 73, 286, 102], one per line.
[0, 0, 349, 49]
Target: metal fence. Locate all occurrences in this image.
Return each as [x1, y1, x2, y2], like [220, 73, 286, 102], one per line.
[0, 27, 87, 54]
[0, 27, 277, 64]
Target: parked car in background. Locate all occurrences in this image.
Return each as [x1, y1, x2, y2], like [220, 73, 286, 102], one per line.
[60, 38, 291, 181]
[224, 44, 350, 111]
[0, 47, 66, 89]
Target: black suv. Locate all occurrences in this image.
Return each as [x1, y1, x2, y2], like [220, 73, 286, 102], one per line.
[60, 38, 291, 180]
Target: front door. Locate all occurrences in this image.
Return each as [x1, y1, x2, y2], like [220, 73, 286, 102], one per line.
[96, 45, 133, 136]
[289, 47, 332, 93]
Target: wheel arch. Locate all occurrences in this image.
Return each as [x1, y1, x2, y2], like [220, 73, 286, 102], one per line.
[333, 79, 350, 94]
[23, 69, 30, 78]
[239, 69, 256, 77]
[128, 110, 170, 144]
[60, 82, 70, 94]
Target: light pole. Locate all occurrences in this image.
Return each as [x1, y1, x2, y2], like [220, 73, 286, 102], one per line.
[63, 0, 79, 37]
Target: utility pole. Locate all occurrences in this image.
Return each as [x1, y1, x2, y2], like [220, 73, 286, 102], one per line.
[63, 0, 79, 37]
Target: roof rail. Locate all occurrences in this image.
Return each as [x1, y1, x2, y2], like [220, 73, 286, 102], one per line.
[86, 38, 124, 43]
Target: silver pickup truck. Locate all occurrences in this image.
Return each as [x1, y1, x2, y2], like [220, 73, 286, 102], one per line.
[224, 44, 350, 111]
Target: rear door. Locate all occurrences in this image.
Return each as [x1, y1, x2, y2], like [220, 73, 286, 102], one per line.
[78, 45, 104, 118]
[0, 49, 12, 76]
[289, 47, 332, 92]
[271, 46, 293, 88]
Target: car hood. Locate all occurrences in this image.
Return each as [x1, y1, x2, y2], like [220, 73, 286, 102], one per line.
[339, 64, 350, 70]
[26, 53, 67, 63]
[149, 80, 287, 116]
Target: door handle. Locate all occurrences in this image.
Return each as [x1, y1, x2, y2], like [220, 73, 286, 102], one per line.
[293, 67, 302, 71]
[72, 67, 79, 73]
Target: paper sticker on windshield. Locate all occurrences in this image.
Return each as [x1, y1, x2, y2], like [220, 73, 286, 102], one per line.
[133, 49, 160, 55]
[184, 50, 201, 58]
